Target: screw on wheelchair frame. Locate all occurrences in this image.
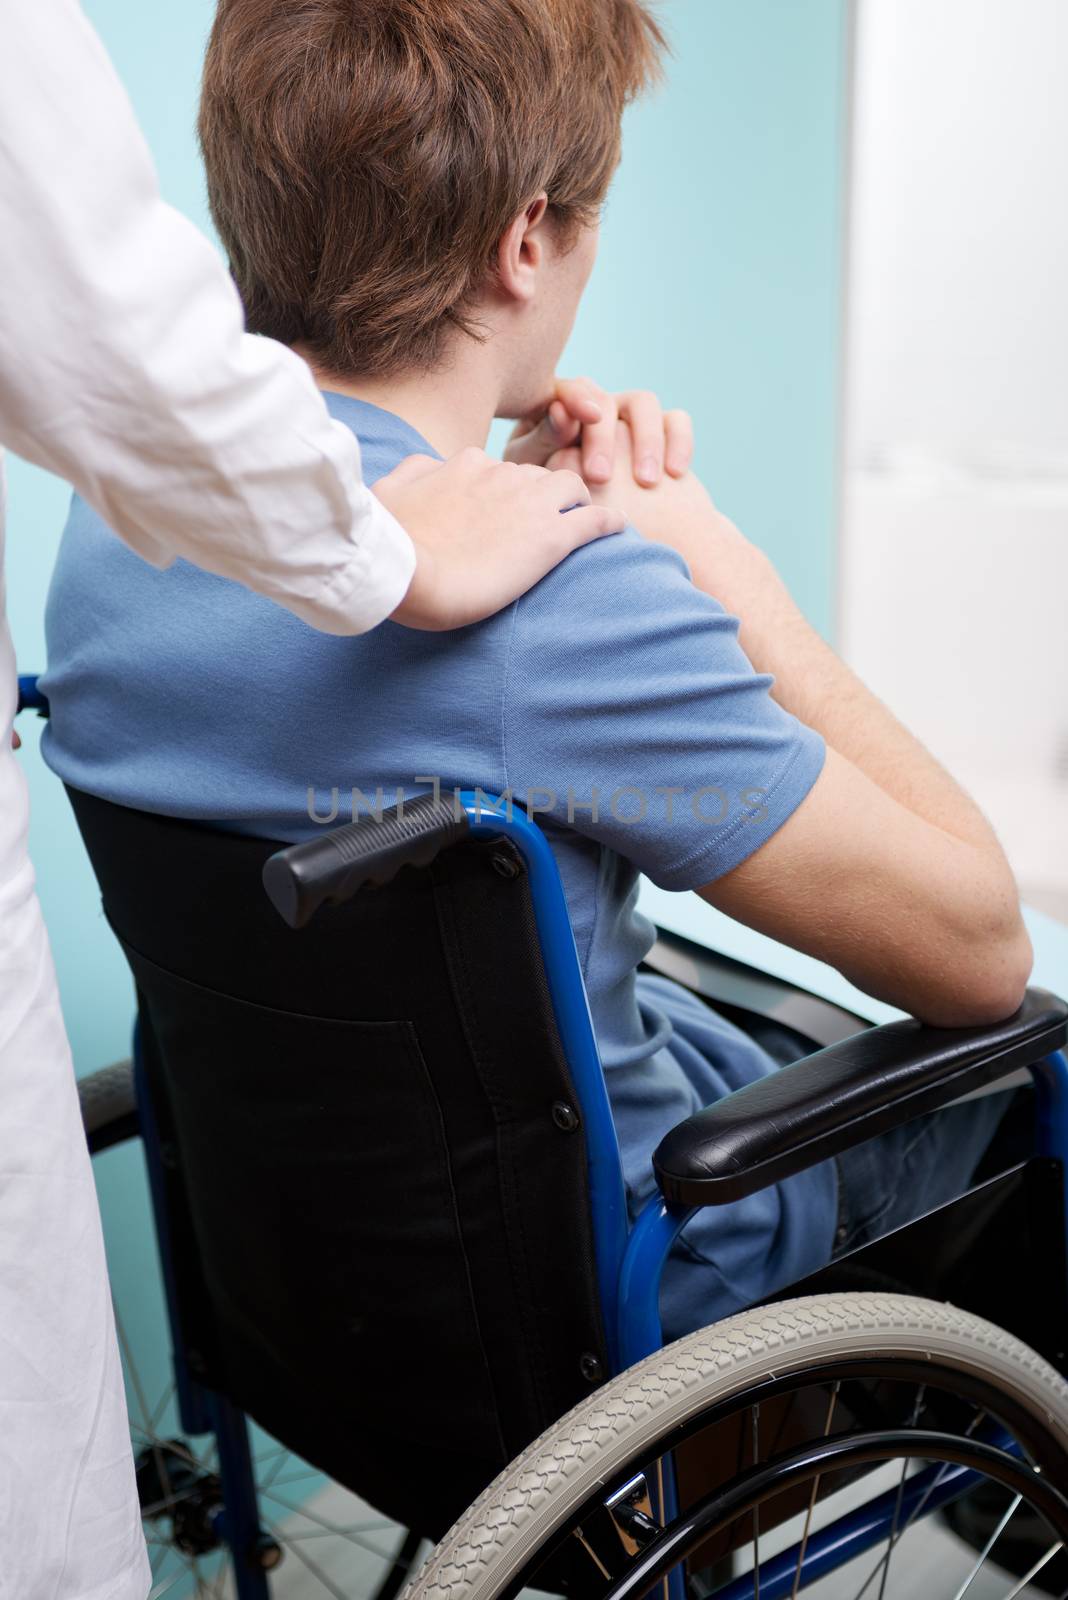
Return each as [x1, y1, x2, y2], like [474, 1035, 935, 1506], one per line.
[490, 850, 522, 879]
[580, 1351, 604, 1384]
[553, 1100, 580, 1132]
[253, 1532, 284, 1571]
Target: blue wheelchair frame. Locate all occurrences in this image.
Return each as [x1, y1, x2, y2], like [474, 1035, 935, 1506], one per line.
[30, 716, 1063, 1599]
[457, 799, 1068, 1600]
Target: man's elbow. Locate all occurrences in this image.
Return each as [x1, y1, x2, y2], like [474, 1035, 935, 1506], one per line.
[918, 913, 1033, 1029]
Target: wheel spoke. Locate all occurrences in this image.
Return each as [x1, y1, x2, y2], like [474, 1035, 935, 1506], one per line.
[851, 1408, 987, 1600]
[259, 1486, 402, 1560]
[264, 1518, 356, 1600]
[999, 1543, 1065, 1599]
[270, 1465, 345, 1489]
[872, 1385, 927, 1600]
[257, 1444, 293, 1493]
[148, 1538, 172, 1578]
[134, 1432, 200, 1468]
[751, 1404, 761, 1600]
[272, 1521, 404, 1543]
[148, 1571, 191, 1600]
[148, 1541, 201, 1600]
[114, 1302, 162, 1452]
[147, 1380, 177, 1433]
[951, 1493, 1023, 1600]
[188, 1558, 226, 1600]
[789, 1383, 840, 1600]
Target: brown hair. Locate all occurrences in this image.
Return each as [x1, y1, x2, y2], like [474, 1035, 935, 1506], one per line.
[199, 0, 665, 377]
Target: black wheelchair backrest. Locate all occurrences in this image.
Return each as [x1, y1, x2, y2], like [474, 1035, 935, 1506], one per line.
[67, 786, 609, 1537]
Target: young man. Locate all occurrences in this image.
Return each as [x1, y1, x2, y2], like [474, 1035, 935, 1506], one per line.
[41, 0, 1030, 1340]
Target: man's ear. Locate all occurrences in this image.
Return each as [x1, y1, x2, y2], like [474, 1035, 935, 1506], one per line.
[495, 193, 550, 304]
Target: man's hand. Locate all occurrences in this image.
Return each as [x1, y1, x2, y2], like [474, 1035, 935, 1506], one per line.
[546, 420, 783, 636]
[505, 377, 693, 489]
[376, 448, 625, 631]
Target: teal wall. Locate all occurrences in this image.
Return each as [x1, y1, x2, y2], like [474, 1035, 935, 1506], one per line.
[5, 0, 849, 1450]
[554, 0, 849, 636]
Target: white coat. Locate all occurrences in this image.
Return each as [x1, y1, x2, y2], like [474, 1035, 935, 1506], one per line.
[0, 3, 416, 1592]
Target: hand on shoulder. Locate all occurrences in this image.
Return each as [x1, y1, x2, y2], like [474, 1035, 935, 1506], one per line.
[378, 448, 626, 631]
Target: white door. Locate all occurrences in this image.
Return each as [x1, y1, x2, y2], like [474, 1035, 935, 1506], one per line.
[841, 0, 1068, 918]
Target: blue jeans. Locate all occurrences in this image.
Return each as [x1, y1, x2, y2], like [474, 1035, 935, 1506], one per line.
[745, 1015, 1021, 1256]
[832, 1088, 1018, 1255]
[655, 1011, 1022, 1341]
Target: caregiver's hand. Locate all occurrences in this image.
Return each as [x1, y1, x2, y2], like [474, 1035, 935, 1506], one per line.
[505, 377, 693, 489]
[379, 449, 625, 631]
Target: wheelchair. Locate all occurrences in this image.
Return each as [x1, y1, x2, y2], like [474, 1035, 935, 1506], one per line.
[17, 672, 1068, 1599]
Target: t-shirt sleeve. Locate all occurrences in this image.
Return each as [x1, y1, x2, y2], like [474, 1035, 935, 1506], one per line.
[501, 528, 826, 891]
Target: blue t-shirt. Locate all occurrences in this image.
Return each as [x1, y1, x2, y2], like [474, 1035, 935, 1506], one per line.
[42, 394, 834, 1336]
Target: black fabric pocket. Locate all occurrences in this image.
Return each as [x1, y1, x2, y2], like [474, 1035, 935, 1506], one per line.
[128, 947, 507, 1522]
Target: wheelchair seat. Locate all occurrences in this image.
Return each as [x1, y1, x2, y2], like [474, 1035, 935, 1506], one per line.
[66, 784, 608, 1539]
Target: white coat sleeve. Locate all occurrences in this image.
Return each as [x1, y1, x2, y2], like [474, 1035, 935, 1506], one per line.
[0, 0, 416, 636]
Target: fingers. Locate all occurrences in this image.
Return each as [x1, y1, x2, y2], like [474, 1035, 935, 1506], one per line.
[508, 375, 619, 483]
[664, 408, 694, 478]
[504, 404, 582, 468]
[617, 391, 666, 487]
[555, 501, 627, 546]
[503, 416, 551, 468]
[545, 445, 585, 476]
[519, 377, 694, 490]
[570, 383, 621, 485]
[388, 439, 628, 628]
[547, 399, 583, 449]
[545, 376, 618, 481]
[540, 454, 625, 535]
[552, 377, 606, 427]
[541, 465, 592, 513]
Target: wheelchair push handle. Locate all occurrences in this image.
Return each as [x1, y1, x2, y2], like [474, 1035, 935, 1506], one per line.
[16, 675, 49, 717]
[262, 793, 470, 929]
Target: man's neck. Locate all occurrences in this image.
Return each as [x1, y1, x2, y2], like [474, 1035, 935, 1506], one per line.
[298, 343, 501, 458]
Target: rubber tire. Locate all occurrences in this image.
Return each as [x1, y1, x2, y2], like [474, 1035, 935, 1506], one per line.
[78, 1059, 138, 1154]
[406, 1292, 1068, 1600]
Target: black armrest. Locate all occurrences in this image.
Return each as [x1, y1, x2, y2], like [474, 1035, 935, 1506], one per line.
[653, 987, 1068, 1206]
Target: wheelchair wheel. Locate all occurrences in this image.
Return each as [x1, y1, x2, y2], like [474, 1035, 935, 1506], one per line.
[407, 1294, 1068, 1600]
[81, 1063, 422, 1599]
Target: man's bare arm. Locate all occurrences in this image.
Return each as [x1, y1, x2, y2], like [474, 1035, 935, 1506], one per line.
[707, 746, 1030, 1027]
[552, 425, 1032, 1026]
[700, 546, 1032, 1023]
